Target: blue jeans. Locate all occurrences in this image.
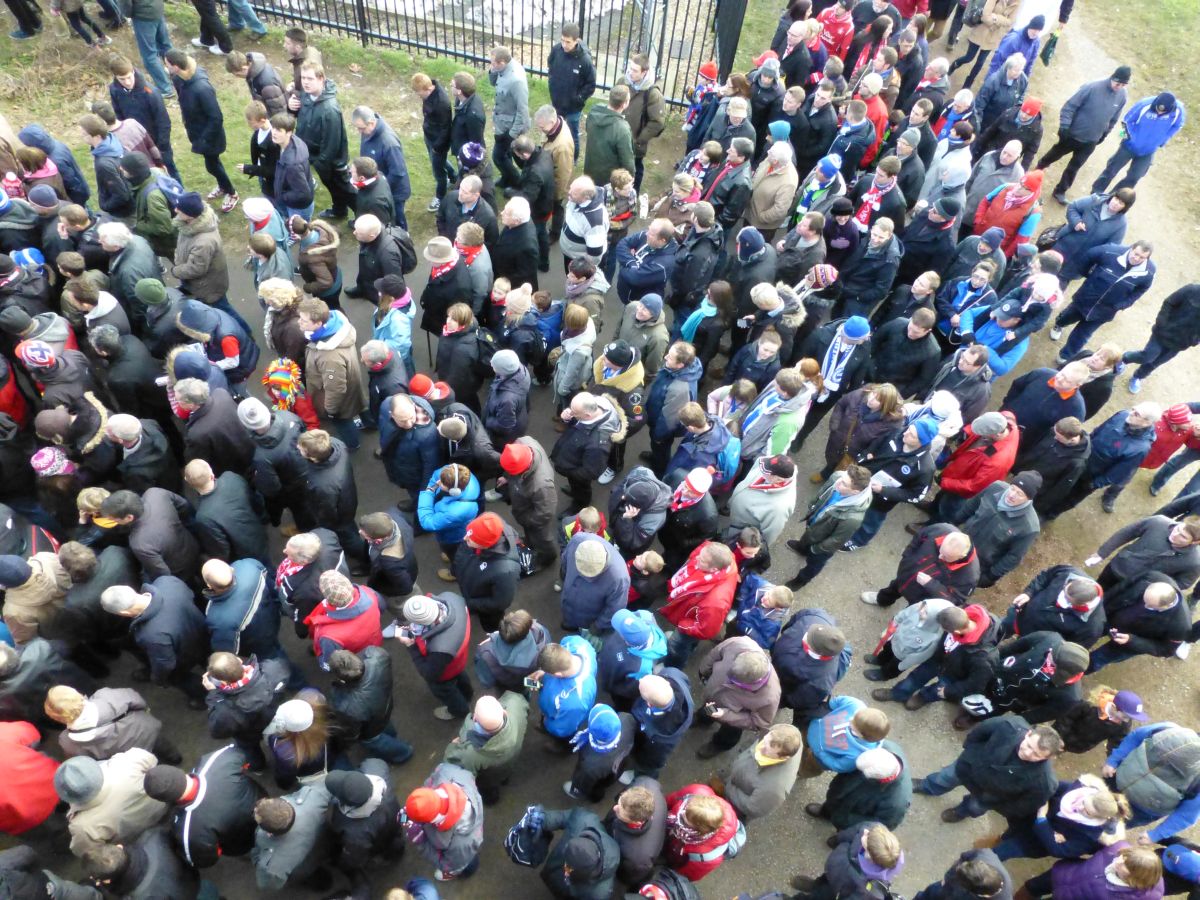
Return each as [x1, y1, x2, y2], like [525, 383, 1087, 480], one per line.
[1086, 640, 1140, 673]
[1092, 143, 1156, 194]
[425, 139, 455, 200]
[361, 724, 414, 764]
[662, 630, 699, 669]
[132, 17, 173, 96]
[275, 201, 315, 226]
[327, 415, 361, 451]
[1123, 337, 1182, 383]
[394, 199, 408, 231]
[890, 658, 943, 702]
[563, 111, 581, 161]
[849, 505, 888, 546]
[211, 295, 253, 334]
[226, 0, 267, 33]
[1153, 446, 1200, 493]
[1054, 302, 1110, 360]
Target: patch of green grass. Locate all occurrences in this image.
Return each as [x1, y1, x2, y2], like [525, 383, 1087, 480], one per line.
[734, 0, 780, 73]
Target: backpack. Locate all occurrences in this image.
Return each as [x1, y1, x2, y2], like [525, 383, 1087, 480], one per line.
[714, 435, 742, 486]
[644, 868, 702, 900]
[504, 804, 552, 867]
[474, 327, 498, 372]
[963, 0, 987, 27]
[151, 173, 186, 212]
[388, 226, 418, 274]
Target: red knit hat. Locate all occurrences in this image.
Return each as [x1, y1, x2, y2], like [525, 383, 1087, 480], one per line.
[1165, 403, 1192, 426]
[409, 374, 433, 396]
[1021, 169, 1044, 193]
[465, 512, 504, 548]
[753, 50, 778, 67]
[698, 60, 718, 81]
[1021, 96, 1043, 116]
[500, 442, 534, 475]
[405, 783, 467, 831]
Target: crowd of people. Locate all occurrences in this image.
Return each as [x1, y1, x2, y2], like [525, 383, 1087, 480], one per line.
[0, 0, 1197, 897]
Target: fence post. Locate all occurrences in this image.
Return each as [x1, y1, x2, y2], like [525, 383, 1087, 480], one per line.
[713, 0, 745, 80]
[353, 0, 369, 47]
[576, 0, 586, 32]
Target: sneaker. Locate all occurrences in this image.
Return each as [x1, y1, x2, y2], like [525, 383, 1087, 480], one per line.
[318, 207, 347, 220]
[1048, 326, 1062, 341]
[191, 37, 210, 47]
[617, 770, 636, 786]
[207, 43, 226, 55]
[433, 870, 454, 882]
[205, 186, 226, 199]
[220, 193, 240, 213]
[1113, 360, 1127, 375]
[1149, 483, 1161, 497]
[97, 34, 113, 45]
[597, 467, 617, 484]
[553, 582, 562, 592]
[437, 568, 456, 582]
[433, 706, 455, 721]
[1101, 495, 1116, 514]
[484, 489, 502, 502]
[1128, 377, 1143, 394]
[562, 781, 584, 799]
[381, 619, 400, 639]
[1052, 190, 1069, 205]
[427, 197, 441, 212]
[8, 29, 35, 39]
[860, 591, 879, 606]
[1177, 642, 1192, 660]
[840, 541, 861, 552]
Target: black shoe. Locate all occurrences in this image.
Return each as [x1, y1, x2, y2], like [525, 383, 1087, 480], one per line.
[864, 653, 881, 665]
[785, 576, 810, 590]
[941, 807, 967, 823]
[1101, 496, 1117, 514]
[638, 451, 654, 463]
[318, 207, 347, 219]
[695, 742, 726, 759]
[864, 668, 888, 682]
[785, 538, 806, 555]
[905, 521, 926, 536]
[1052, 190, 1069, 205]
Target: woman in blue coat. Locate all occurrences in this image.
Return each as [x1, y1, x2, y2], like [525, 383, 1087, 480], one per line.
[993, 775, 1130, 861]
[417, 464, 482, 562]
[1051, 189, 1135, 282]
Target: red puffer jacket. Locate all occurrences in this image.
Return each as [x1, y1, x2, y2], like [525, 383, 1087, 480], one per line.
[663, 784, 740, 881]
[939, 413, 1019, 497]
[0, 721, 60, 834]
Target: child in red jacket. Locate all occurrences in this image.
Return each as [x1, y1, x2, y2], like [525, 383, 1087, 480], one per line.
[663, 783, 741, 881]
[0, 721, 60, 835]
[657, 540, 740, 669]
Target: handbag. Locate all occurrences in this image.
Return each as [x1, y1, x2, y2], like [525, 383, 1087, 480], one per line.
[1035, 224, 1063, 251]
[1040, 32, 1059, 67]
[516, 542, 537, 577]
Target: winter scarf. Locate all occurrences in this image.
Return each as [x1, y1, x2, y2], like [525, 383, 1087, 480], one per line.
[680, 298, 717, 342]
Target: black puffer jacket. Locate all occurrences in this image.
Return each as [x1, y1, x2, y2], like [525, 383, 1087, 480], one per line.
[0, 637, 95, 723]
[247, 409, 307, 503]
[365, 507, 418, 600]
[604, 775, 667, 886]
[1007, 564, 1107, 647]
[329, 757, 403, 871]
[667, 224, 723, 310]
[356, 226, 416, 303]
[419, 256, 474, 335]
[171, 743, 266, 867]
[303, 437, 358, 529]
[116, 419, 180, 496]
[868, 316, 942, 399]
[435, 324, 497, 410]
[452, 524, 522, 619]
[130, 575, 208, 682]
[915, 847, 1014, 900]
[205, 656, 288, 744]
[366, 351, 409, 425]
[184, 389, 255, 476]
[57, 545, 138, 646]
[493, 222, 541, 291]
[953, 715, 1057, 819]
[986, 631, 1084, 723]
[608, 467, 672, 555]
[329, 645, 394, 740]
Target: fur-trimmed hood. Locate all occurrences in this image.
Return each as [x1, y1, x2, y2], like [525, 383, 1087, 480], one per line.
[593, 393, 630, 445]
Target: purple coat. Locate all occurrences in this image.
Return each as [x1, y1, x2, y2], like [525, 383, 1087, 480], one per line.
[1051, 842, 1164, 900]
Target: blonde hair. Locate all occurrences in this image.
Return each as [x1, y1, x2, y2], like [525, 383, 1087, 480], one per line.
[797, 357, 824, 396]
[44, 685, 86, 723]
[866, 825, 902, 868]
[562, 303, 590, 331]
[682, 795, 724, 835]
[77, 486, 110, 515]
[639, 550, 664, 573]
[257, 278, 301, 310]
[1120, 847, 1163, 891]
[447, 303, 474, 328]
[869, 383, 903, 418]
[609, 168, 634, 190]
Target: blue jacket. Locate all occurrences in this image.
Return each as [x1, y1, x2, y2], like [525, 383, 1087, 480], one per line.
[130, 576, 210, 683]
[646, 358, 703, 441]
[378, 395, 441, 491]
[417, 469, 481, 545]
[667, 415, 735, 479]
[988, 28, 1040, 79]
[90, 133, 133, 217]
[535, 301, 564, 351]
[958, 305, 1029, 376]
[1121, 95, 1186, 156]
[539, 634, 597, 738]
[373, 302, 414, 361]
[1054, 195, 1129, 280]
[483, 366, 531, 444]
[18, 124, 91, 205]
[358, 114, 412, 203]
[1086, 410, 1155, 488]
[732, 572, 787, 650]
[596, 610, 667, 701]
[274, 136, 314, 210]
[1069, 243, 1157, 321]
[173, 66, 226, 156]
[1107, 723, 1200, 842]
[614, 231, 676, 304]
[1002, 367, 1086, 441]
[561, 532, 630, 633]
[106, 71, 172, 156]
[631, 666, 694, 747]
[204, 559, 281, 658]
[807, 695, 880, 773]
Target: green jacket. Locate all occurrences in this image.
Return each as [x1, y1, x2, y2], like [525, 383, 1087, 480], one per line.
[442, 691, 528, 776]
[798, 473, 873, 555]
[297, 80, 349, 170]
[583, 105, 635, 185]
[132, 176, 176, 258]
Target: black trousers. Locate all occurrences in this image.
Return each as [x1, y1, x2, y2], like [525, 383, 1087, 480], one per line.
[1038, 135, 1099, 193]
[493, 134, 521, 188]
[191, 0, 232, 52]
[4, 0, 42, 32]
[314, 162, 357, 217]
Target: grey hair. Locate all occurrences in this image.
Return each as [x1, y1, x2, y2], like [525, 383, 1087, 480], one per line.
[100, 584, 141, 614]
[173, 377, 210, 408]
[360, 339, 391, 366]
[97, 221, 132, 249]
[459, 174, 483, 194]
[572, 391, 600, 415]
[350, 105, 375, 124]
[0, 644, 17, 677]
[928, 57, 950, 76]
[534, 104, 558, 127]
[730, 649, 769, 683]
[88, 323, 122, 355]
[106, 413, 142, 442]
[1005, 53, 1026, 72]
[504, 196, 531, 224]
[569, 175, 596, 199]
[953, 88, 974, 105]
[767, 141, 794, 164]
[286, 533, 322, 564]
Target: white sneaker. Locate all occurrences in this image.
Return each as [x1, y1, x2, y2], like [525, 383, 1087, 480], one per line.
[190, 37, 206, 47]
[597, 467, 616, 484]
[381, 619, 400, 639]
[553, 582, 561, 592]
[426, 197, 441, 212]
[433, 706, 455, 721]
[207, 43, 226, 55]
[1049, 326, 1062, 341]
[484, 489, 502, 502]
[860, 591, 880, 606]
[1177, 643, 1192, 660]
[617, 770, 636, 786]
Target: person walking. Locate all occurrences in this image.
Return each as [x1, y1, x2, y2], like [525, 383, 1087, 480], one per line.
[618, 54, 667, 192]
[488, 46, 530, 191]
[164, 51, 237, 213]
[290, 61, 355, 220]
[1037, 67, 1130, 204]
[547, 23, 596, 157]
[1092, 91, 1186, 194]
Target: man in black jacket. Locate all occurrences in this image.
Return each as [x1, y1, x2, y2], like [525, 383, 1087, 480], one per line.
[897, 198, 961, 284]
[175, 379, 255, 477]
[396, 592, 474, 721]
[347, 157, 393, 226]
[435, 175, 499, 250]
[143, 745, 266, 868]
[551, 392, 622, 514]
[325, 760, 404, 898]
[100, 577, 209, 706]
[861, 524, 979, 608]
[183, 459, 269, 566]
[547, 24, 596, 159]
[666, 202, 722, 313]
[105, 414, 181, 494]
[91, 329, 181, 457]
[788, 81, 840, 177]
[449, 72, 487, 161]
[411, 73, 455, 210]
[963, 632, 1089, 728]
[1121, 283, 1200, 393]
[702, 137, 754, 229]
[452, 512, 522, 632]
[237, 397, 310, 530]
[357, 510, 418, 610]
[203, 651, 287, 770]
[998, 565, 1106, 646]
[512, 135, 557, 272]
[164, 52, 236, 211]
[288, 60, 355, 219]
[329, 646, 413, 763]
[867, 308, 940, 399]
[1089, 572, 1192, 672]
[771, 609, 847, 724]
[925, 345, 994, 424]
[1014, 415, 1092, 516]
[297, 429, 365, 570]
[914, 716, 1062, 823]
[346, 214, 416, 305]
[99, 488, 201, 584]
[604, 778, 667, 887]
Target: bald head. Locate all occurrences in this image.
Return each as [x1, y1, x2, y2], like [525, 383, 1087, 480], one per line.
[638, 674, 673, 708]
[473, 695, 505, 732]
[183, 459, 216, 493]
[202, 559, 234, 591]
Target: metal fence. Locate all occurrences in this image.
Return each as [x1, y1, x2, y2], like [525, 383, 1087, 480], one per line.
[228, 0, 743, 106]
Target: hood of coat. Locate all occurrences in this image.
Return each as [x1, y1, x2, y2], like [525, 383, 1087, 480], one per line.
[593, 395, 629, 444]
[312, 315, 357, 352]
[560, 318, 596, 355]
[16, 124, 55, 155]
[303, 220, 340, 255]
[92, 133, 125, 160]
[306, 78, 340, 108]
